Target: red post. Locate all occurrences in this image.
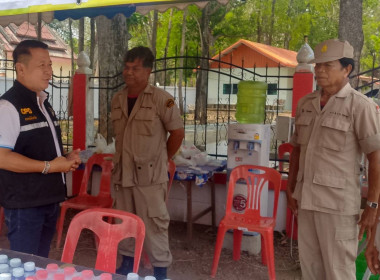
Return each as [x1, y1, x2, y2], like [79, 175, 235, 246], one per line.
[292, 72, 314, 117]
[72, 73, 87, 195]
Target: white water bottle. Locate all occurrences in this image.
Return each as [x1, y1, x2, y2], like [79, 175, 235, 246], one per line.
[144, 277, 156, 280]
[0, 273, 11, 280]
[0, 264, 9, 274]
[126, 273, 139, 280]
[23, 262, 35, 278]
[0, 256, 8, 265]
[12, 267, 25, 280]
[9, 259, 21, 275]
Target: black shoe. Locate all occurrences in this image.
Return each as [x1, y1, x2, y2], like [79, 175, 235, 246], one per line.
[153, 266, 167, 280]
[116, 255, 134, 275]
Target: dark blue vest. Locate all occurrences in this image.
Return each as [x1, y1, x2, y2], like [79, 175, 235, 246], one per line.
[0, 80, 65, 208]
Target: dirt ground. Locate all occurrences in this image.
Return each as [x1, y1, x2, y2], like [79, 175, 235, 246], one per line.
[0, 209, 302, 280]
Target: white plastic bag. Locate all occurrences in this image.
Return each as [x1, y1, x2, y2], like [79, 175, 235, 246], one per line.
[94, 134, 115, 154]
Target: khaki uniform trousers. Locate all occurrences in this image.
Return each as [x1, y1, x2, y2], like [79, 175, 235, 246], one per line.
[114, 183, 172, 267]
[298, 209, 358, 280]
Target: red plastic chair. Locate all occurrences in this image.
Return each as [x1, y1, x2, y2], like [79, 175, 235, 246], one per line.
[61, 208, 145, 274]
[210, 165, 281, 280]
[56, 153, 114, 248]
[278, 143, 293, 173]
[278, 143, 298, 241]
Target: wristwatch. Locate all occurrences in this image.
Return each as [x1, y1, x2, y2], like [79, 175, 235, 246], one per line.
[367, 200, 379, 209]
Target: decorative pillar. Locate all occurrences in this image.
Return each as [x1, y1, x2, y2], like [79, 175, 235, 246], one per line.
[292, 39, 315, 117]
[72, 51, 93, 195]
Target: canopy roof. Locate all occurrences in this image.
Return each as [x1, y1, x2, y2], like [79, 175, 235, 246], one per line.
[0, 0, 228, 26]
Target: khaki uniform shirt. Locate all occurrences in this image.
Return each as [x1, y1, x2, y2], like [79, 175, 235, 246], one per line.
[290, 83, 380, 215]
[111, 84, 183, 187]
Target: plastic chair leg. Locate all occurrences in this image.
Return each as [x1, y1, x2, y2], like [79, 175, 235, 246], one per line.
[262, 231, 276, 280]
[0, 207, 4, 234]
[210, 225, 227, 278]
[142, 250, 152, 269]
[261, 234, 267, 266]
[56, 206, 68, 248]
[232, 229, 243, 261]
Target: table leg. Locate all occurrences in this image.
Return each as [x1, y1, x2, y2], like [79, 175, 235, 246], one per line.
[210, 179, 216, 228]
[186, 180, 193, 243]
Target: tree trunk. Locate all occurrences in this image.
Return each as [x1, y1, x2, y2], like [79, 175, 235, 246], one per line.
[161, 8, 174, 85]
[69, 19, 74, 75]
[338, 0, 363, 87]
[268, 0, 276, 45]
[96, 15, 129, 142]
[151, 10, 158, 58]
[79, 18, 85, 53]
[177, 8, 188, 116]
[195, 4, 211, 127]
[90, 18, 96, 72]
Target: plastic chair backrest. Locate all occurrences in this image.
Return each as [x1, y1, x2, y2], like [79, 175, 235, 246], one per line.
[61, 208, 145, 273]
[167, 159, 176, 197]
[278, 143, 293, 172]
[226, 165, 282, 221]
[79, 153, 114, 197]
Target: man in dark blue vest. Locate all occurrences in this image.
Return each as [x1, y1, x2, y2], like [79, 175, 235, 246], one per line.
[0, 40, 81, 257]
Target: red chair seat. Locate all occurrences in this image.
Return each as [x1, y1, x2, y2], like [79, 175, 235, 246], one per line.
[211, 165, 281, 280]
[56, 153, 114, 248]
[61, 208, 145, 274]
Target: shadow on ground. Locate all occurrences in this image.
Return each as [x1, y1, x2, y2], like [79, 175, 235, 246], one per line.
[0, 209, 301, 280]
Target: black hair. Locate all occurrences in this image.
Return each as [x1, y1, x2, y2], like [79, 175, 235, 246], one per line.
[339, 57, 355, 75]
[13, 40, 48, 64]
[123, 46, 154, 68]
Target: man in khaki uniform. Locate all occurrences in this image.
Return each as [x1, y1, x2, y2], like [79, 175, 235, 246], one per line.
[111, 46, 184, 280]
[286, 39, 380, 280]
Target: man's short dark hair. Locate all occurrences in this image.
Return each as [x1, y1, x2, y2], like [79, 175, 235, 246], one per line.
[123, 46, 154, 68]
[13, 40, 48, 64]
[339, 57, 355, 75]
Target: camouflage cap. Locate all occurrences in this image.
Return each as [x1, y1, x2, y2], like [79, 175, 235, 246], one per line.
[309, 39, 354, 63]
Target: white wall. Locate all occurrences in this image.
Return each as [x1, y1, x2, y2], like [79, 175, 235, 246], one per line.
[207, 67, 295, 110]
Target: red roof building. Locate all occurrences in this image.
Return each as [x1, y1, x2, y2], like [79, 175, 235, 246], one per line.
[210, 39, 298, 69]
[0, 22, 72, 76]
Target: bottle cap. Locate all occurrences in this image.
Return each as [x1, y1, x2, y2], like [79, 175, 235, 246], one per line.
[99, 274, 112, 280]
[81, 270, 93, 279]
[0, 273, 11, 280]
[24, 262, 35, 272]
[63, 267, 76, 275]
[53, 274, 64, 280]
[0, 256, 8, 264]
[9, 259, 21, 268]
[12, 268, 24, 278]
[0, 264, 8, 273]
[46, 264, 58, 272]
[126, 273, 139, 280]
[36, 270, 48, 280]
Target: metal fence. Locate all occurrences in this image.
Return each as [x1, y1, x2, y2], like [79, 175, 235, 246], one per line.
[0, 59, 72, 151]
[91, 55, 295, 159]
[1, 56, 379, 158]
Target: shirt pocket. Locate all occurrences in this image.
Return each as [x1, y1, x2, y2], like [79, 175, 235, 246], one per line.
[110, 107, 123, 135]
[295, 115, 313, 145]
[134, 108, 155, 136]
[133, 156, 155, 186]
[312, 174, 346, 211]
[320, 117, 350, 151]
